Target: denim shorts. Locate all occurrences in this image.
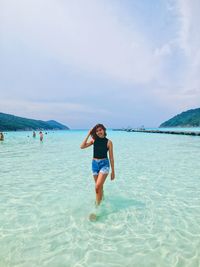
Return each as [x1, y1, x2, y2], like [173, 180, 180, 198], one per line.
[92, 158, 110, 176]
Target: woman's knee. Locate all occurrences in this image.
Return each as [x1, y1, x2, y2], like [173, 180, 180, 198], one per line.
[95, 183, 103, 194]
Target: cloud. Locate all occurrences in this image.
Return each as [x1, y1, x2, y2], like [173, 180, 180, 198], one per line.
[154, 43, 172, 57]
[143, 0, 200, 114]
[0, 98, 112, 127]
[176, 0, 200, 56]
[1, 0, 165, 84]
[1, 0, 200, 128]
[175, 0, 200, 91]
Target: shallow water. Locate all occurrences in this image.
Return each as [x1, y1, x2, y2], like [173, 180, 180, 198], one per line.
[0, 130, 200, 267]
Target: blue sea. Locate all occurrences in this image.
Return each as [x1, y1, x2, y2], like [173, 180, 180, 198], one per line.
[0, 130, 200, 267]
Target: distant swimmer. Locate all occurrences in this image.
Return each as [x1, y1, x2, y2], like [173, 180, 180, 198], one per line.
[80, 124, 115, 207]
[0, 132, 4, 141]
[39, 131, 43, 141]
[33, 131, 36, 138]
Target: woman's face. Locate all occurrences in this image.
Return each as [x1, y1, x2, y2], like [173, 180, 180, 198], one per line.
[96, 127, 105, 138]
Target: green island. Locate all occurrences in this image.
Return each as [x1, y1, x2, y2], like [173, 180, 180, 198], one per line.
[0, 112, 69, 131]
[160, 108, 200, 127]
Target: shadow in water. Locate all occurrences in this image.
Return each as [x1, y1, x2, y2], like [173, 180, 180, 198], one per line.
[95, 195, 145, 221]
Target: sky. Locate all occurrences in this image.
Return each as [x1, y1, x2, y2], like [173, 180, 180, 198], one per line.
[0, 0, 200, 129]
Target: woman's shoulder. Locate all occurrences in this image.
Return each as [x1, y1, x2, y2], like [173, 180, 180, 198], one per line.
[107, 139, 112, 145]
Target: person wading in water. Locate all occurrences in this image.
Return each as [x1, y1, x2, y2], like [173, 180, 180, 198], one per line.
[80, 124, 115, 206]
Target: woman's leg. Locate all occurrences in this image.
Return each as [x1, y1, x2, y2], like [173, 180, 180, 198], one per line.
[93, 175, 98, 183]
[93, 175, 98, 205]
[95, 172, 108, 205]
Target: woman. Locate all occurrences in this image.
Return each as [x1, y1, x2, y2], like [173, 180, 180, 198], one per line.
[39, 131, 43, 142]
[0, 132, 4, 141]
[80, 124, 115, 206]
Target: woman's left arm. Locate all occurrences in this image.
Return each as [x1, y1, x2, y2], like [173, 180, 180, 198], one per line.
[108, 140, 115, 180]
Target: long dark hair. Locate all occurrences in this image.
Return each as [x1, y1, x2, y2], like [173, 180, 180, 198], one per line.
[90, 124, 107, 139]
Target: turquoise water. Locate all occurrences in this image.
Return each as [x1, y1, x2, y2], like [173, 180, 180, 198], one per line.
[0, 130, 200, 267]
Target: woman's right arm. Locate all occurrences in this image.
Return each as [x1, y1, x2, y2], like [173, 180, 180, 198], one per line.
[80, 130, 94, 149]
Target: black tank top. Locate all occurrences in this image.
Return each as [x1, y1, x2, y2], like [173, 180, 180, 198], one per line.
[93, 137, 109, 159]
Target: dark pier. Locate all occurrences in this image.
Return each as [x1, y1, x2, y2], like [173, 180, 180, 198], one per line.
[123, 129, 200, 136]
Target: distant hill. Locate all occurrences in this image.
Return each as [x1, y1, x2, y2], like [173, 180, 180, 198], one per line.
[160, 108, 200, 127]
[45, 120, 68, 129]
[0, 112, 69, 131]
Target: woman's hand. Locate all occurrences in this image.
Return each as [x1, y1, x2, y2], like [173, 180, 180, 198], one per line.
[80, 129, 94, 149]
[88, 128, 93, 136]
[111, 171, 115, 180]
